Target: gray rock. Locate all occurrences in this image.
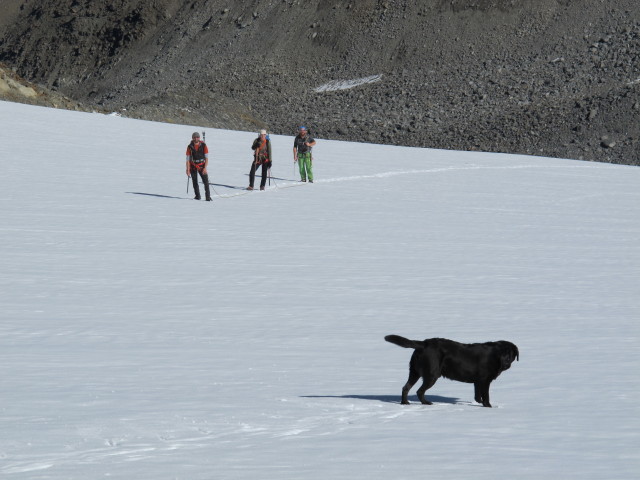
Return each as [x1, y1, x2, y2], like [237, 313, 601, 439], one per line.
[0, 0, 638, 165]
[601, 136, 616, 148]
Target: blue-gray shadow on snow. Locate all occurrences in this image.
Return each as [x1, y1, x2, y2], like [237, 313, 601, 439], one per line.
[243, 173, 299, 182]
[301, 394, 461, 405]
[209, 182, 247, 190]
[127, 192, 189, 200]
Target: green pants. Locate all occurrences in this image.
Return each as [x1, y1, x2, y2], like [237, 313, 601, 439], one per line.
[297, 152, 313, 182]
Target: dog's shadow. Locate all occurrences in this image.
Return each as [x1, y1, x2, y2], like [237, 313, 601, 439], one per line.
[301, 394, 461, 405]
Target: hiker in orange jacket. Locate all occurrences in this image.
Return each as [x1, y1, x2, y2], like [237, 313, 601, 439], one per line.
[186, 131, 211, 201]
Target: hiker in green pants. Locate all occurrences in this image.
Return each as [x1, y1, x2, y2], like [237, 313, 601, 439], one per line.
[293, 126, 316, 182]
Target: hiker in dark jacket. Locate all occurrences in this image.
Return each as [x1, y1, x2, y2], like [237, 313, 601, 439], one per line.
[185, 131, 211, 201]
[247, 129, 272, 191]
[293, 125, 316, 182]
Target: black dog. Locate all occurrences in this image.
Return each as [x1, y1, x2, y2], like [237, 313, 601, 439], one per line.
[385, 335, 519, 407]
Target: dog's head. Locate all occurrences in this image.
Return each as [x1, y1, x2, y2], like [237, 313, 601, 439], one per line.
[497, 341, 519, 371]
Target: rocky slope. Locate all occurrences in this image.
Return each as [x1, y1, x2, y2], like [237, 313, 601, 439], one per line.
[1, 0, 639, 165]
[0, 63, 91, 112]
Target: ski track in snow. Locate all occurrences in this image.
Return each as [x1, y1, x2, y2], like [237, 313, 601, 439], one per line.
[1, 400, 428, 474]
[218, 163, 593, 198]
[2, 398, 470, 476]
[315, 162, 591, 183]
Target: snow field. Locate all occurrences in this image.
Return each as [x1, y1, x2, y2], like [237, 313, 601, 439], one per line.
[0, 101, 639, 479]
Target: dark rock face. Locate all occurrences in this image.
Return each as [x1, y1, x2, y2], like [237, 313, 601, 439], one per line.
[1, 0, 639, 165]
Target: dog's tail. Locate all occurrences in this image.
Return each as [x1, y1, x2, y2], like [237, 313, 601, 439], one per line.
[385, 335, 424, 349]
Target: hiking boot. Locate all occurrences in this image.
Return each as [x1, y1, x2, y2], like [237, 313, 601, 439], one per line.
[205, 197, 212, 201]
[309, 180, 313, 183]
[260, 186, 265, 191]
[194, 195, 201, 200]
[301, 179, 307, 182]
[246, 186, 254, 190]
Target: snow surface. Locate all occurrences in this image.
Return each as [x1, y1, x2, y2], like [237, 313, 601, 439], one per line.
[0, 100, 639, 479]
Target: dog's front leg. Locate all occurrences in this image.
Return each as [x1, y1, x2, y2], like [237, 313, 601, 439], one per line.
[474, 383, 483, 405]
[475, 382, 492, 407]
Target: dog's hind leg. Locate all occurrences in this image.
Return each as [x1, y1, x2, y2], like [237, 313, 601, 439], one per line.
[416, 376, 437, 405]
[401, 370, 420, 405]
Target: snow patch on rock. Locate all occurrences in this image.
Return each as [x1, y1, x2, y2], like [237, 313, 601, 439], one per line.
[314, 74, 382, 93]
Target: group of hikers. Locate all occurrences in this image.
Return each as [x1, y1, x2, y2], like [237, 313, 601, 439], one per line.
[185, 126, 317, 201]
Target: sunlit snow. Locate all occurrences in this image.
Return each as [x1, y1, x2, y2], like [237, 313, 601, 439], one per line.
[0, 101, 639, 479]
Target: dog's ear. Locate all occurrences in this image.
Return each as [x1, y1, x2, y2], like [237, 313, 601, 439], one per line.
[507, 343, 519, 362]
